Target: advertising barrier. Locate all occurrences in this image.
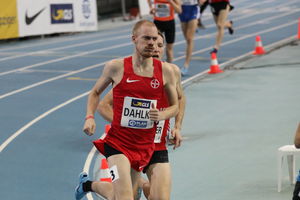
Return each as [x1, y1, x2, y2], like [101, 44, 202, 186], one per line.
[17, 0, 50, 37]
[1, 0, 97, 40]
[74, 0, 98, 31]
[0, 0, 19, 39]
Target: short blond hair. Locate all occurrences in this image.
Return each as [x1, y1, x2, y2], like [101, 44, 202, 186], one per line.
[132, 20, 157, 35]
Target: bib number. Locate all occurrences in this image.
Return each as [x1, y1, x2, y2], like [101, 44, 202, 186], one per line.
[109, 165, 119, 182]
[155, 3, 171, 18]
[154, 120, 165, 143]
[121, 97, 157, 129]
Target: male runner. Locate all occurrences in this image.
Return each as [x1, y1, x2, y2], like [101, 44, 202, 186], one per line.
[98, 32, 185, 199]
[78, 20, 178, 200]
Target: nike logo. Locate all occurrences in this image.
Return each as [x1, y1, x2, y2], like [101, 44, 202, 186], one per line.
[25, 8, 46, 25]
[126, 78, 140, 83]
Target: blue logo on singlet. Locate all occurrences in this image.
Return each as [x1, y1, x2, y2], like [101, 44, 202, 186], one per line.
[131, 99, 151, 109]
[128, 120, 147, 128]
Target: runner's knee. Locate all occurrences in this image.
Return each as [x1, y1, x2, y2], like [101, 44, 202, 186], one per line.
[216, 23, 225, 30]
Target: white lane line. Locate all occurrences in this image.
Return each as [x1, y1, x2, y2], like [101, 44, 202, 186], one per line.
[0, 91, 90, 153]
[0, 57, 131, 100]
[16, 69, 73, 73]
[0, 34, 99, 52]
[0, 42, 131, 77]
[0, 35, 130, 62]
[0, 10, 298, 100]
[0, 27, 133, 53]
[84, 147, 99, 200]
[83, 146, 97, 174]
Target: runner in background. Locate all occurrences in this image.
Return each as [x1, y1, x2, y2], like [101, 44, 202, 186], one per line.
[200, 0, 234, 54]
[198, 0, 209, 29]
[178, 0, 200, 76]
[147, 0, 182, 63]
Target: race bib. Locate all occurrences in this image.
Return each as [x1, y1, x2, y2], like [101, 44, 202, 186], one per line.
[154, 120, 165, 143]
[121, 97, 157, 129]
[155, 3, 171, 18]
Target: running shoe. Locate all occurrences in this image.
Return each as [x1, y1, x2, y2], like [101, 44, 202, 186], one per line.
[75, 172, 90, 200]
[180, 67, 189, 76]
[228, 21, 234, 35]
[210, 48, 218, 54]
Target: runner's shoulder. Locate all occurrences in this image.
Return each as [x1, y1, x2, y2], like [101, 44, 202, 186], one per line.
[105, 58, 124, 72]
[170, 63, 181, 77]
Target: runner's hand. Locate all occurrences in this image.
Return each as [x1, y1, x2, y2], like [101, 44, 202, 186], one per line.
[149, 103, 161, 121]
[170, 128, 182, 150]
[83, 119, 96, 136]
[150, 8, 156, 15]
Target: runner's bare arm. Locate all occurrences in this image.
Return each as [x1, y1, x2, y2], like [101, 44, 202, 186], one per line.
[97, 90, 113, 123]
[171, 94, 185, 149]
[169, 0, 182, 14]
[83, 59, 123, 135]
[147, 0, 155, 15]
[171, 65, 185, 149]
[173, 65, 185, 132]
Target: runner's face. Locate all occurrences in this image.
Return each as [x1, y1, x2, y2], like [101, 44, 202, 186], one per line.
[153, 36, 164, 60]
[134, 25, 158, 58]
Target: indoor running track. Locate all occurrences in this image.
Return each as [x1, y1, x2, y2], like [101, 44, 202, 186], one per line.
[0, 0, 299, 199]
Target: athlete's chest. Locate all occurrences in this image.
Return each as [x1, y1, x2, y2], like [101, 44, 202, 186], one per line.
[122, 74, 162, 93]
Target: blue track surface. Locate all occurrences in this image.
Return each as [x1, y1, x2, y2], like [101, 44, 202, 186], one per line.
[0, 0, 299, 199]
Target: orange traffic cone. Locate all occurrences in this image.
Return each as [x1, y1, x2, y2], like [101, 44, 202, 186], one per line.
[105, 124, 111, 134]
[100, 124, 111, 140]
[253, 35, 265, 55]
[208, 53, 223, 74]
[99, 158, 112, 182]
[297, 18, 300, 39]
